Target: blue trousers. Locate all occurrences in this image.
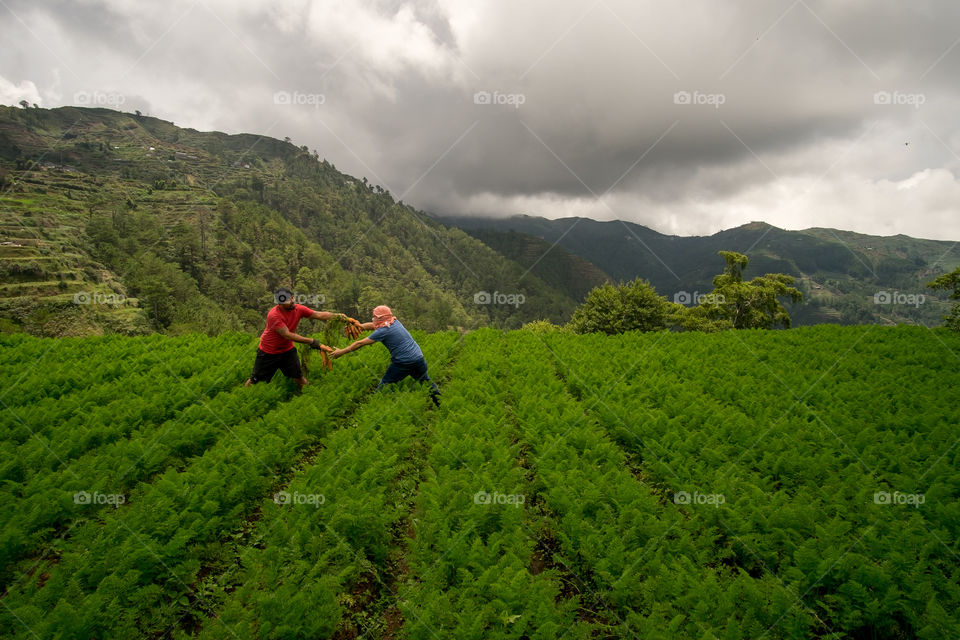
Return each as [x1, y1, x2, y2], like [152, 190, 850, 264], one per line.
[377, 358, 440, 406]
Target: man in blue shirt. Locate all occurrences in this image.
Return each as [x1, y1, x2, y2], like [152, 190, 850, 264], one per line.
[330, 305, 440, 407]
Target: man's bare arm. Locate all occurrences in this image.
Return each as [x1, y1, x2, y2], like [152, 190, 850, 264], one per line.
[275, 326, 320, 345]
[310, 311, 349, 321]
[330, 337, 375, 359]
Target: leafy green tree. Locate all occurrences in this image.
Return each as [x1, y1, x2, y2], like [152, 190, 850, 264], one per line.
[426, 295, 457, 330]
[357, 285, 386, 319]
[339, 276, 364, 318]
[126, 253, 201, 329]
[671, 303, 730, 332]
[677, 251, 802, 330]
[927, 267, 960, 331]
[137, 276, 175, 328]
[217, 199, 237, 231]
[258, 248, 287, 291]
[568, 279, 672, 334]
[84, 216, 124, 268]
[167, 222, 203, 285]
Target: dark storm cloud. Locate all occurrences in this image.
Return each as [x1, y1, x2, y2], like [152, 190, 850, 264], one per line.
[2, 0, 959, 238]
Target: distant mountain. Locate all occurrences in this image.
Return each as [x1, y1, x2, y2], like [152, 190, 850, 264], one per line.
[457, 229, 610, 302]
[0, 106, 580, 336]
[436, 214, 958, 326]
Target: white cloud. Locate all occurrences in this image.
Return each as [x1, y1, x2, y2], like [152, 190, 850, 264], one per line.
[0, 76, 42, 106]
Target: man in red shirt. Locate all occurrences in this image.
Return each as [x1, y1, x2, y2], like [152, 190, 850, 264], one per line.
[244, 288, 359, 391]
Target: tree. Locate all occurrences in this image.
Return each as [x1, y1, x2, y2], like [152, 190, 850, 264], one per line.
[250, 175, 265, 202]
[568, 279, 673, 335]
[672, 303, 730, 332]
[927, 267, 960, 331]
[84, 215, 123, 268]
[137, 276, 175, 328]
[676, 251, 802, 330]
[426, 295, 455, 331]
[357, 285, 386, 319]
[294, 266, 325, 307]
[125, 252, 201, 329]
[217, 199, 237, 231]
[259, 248, 287, 291]
[167, 222, 204, 286]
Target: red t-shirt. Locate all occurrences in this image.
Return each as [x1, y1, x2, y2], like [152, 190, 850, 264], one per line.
[258, 304, 316, 354]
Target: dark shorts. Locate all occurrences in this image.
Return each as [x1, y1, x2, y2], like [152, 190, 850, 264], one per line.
[249, 347, 302, 383]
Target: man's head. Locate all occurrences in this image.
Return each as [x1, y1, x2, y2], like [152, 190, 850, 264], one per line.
[372, 305, 395, 329]
[275, 288, 296, 310]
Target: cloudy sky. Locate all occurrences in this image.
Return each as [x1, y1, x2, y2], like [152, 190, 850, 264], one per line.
[2, 0, 959, 240]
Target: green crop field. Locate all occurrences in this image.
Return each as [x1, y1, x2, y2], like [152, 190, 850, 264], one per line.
[1, 325, 958, 639]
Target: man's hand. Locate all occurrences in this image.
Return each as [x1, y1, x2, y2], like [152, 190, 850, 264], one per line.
[330, 349, 345, 360]
[310, 339, 333, 352]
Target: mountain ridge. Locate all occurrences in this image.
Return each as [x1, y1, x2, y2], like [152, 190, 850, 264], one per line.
[437, 212, 955, 244]
[435, 213, 958, 326]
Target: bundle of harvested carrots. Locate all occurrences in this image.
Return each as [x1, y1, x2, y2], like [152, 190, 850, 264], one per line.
[301, 317, 363, 375]
[343, 318, 363, 340]
[318, 344, 334, 371]
[300, 340, 335, 375]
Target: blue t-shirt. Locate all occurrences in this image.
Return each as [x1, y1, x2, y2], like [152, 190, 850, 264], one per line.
[368, 319, 424, 363]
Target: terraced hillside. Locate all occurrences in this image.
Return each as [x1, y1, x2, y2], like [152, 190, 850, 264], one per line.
[0, 105, 586, 336]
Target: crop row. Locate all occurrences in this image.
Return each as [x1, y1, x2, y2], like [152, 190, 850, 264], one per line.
[0, 335, 274, 589]
[506, 331, 812, 638]
[0, 372, 289, 591]
[0, 333, 246, 407]
[0, 335, 255, 483]
[398, 329, 581, 640]
[185, 331, 461, 639]
[543, 326, 960, 638]
[0, 339, 387, 639]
